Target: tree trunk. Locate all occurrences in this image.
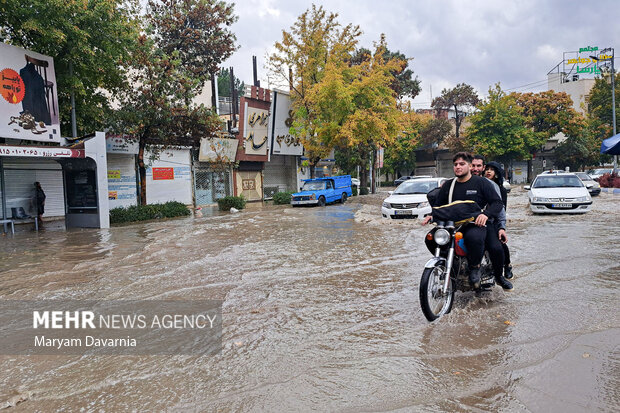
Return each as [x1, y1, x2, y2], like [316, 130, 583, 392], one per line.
[138, 140, 147, 206]
[371, 149, 377, 194]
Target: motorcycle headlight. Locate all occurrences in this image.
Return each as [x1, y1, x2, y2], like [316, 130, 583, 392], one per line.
[434, 229, 450, 246]
[418, 201, 429, 208]
[382, 202, 390, 208]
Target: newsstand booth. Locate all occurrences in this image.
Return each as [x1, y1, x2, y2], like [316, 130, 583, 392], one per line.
[0, 132, 110, 229]
[0, 43, 109, 230]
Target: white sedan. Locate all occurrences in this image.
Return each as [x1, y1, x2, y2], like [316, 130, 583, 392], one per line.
[382, 178, 447, 219]
[525, 172, 592, 214]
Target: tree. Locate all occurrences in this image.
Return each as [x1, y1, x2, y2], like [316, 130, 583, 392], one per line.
[111, 0, 237, 204]
[511, 90, 584, 141]
[465, 84, 542, 162]
[587, 74, 620, 136]
[350, 47, 421, 100]
[432, 83, 479, 139]
[217, 68, 245, 98]
[267, 5, 361, 176]
[309, 36, 407, 191]
[0, 0, 140, 137]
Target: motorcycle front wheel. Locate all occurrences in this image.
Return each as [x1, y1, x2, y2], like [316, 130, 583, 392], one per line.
[419, 264, 454, 321]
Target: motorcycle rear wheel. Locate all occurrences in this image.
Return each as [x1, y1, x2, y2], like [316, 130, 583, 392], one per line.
[419, 264, 454, 321]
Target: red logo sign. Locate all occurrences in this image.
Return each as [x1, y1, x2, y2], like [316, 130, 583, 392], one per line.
[152, 167, 174, 180]
[0, 68, 25, 104]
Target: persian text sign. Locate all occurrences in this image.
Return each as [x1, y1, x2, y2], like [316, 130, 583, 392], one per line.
[152, 167, 174, 180]
[0, 144, 84, 158]
[269, 91, 303, 156]
[0, 43, 61, 143]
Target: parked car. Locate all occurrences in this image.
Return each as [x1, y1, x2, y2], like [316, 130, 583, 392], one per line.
[574, 172, 601, 196]
[393, 175, 432, 186]
[382, 178, 447, 219]
[588, 168, 613, 181]
[351, 178, 360, 188]
[525, 172, 592, 214]
[291, 175, 352, 207]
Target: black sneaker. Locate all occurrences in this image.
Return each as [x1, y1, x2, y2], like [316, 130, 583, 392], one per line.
[469, 267, 481, 290]
[504, 265, 513, 280]
[496, 275, 514, 291]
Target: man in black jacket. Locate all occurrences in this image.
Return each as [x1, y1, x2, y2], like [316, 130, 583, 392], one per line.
[423, 152, 512, 290]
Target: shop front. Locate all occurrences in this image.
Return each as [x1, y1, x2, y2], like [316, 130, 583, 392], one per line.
[195, 136, 236, 205]
[0, 132, 110, 230]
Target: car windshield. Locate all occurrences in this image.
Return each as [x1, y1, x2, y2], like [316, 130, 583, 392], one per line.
[593, 169, 611, 175]
[575, 172, 591, 180]
[394, 180, 438, 194]
[533, 176, 583, 188]
[302, 181, 325, 191]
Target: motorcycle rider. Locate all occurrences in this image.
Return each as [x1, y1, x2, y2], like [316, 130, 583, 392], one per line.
[485, 162, 514, 280]
[422, 152, 512, 290]
[471, 154, 486, 177]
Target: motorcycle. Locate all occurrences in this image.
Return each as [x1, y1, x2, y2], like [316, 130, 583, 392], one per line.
[419, 220, 495, 321]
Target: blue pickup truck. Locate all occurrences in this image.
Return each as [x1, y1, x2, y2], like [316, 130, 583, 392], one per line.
[291, 175, 353, 207]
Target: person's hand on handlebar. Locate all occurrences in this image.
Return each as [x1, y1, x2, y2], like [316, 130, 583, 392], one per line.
[421, 215, 432, 226]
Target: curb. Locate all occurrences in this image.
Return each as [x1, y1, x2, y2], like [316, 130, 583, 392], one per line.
[601, 187, 620, 194]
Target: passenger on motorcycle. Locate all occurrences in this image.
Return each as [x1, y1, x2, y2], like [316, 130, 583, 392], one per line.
[422, 152, 512, 290]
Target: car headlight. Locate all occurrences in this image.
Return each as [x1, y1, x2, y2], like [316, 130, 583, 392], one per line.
[575, 196, 590, 202]
[310, 194, 316, 200]
[434, 229, 450, 246]
[418, 201, 429, 208]
[533, 197, 549, 203]
[382, 202, 390, 208]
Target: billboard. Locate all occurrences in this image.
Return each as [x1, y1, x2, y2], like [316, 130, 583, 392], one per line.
[0, 43, 61, 143]
[269, 90, 303, 156]
[243, 105, 269, 156]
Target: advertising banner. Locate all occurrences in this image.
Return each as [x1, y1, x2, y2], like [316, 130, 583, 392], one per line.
[269, 91, 303, 156]
[0, 144, 84, 158]
[106, 135, 139, 154]
[0, 43, 61, 143]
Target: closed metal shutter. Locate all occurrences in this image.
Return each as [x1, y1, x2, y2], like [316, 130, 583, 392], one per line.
[263, 155, 296, 199]
[3, 158, 65, 218]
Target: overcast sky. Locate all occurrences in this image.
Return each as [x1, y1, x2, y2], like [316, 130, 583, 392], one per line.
[221, 0, 620, 107]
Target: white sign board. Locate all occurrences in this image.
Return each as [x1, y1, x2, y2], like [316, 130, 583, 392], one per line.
[269, 91, 303, 156]
[106, 135, 139, 154]
[0, 43, 61, 143]
[199, 137, 239, 162]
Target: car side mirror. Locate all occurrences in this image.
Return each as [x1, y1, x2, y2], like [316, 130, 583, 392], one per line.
[524, 185, 531, 190]
[388, 191, 393, 196]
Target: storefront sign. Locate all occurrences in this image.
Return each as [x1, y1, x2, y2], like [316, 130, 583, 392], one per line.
[199, 137, 238, 162]
[0, 144, 84, 158]
[0, 43, 61, 143]
[152, 167, 174, 180]
[244, 106, 269, 156]
[269, 91, 303, 156]
[106, 135, 139, 154]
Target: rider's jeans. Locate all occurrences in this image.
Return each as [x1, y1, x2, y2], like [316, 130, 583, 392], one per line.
[463, 224, 505, 276]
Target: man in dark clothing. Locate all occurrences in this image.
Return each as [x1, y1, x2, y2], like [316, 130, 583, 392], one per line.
[423, 152, 512, 290]
[34, 181, 46, 223]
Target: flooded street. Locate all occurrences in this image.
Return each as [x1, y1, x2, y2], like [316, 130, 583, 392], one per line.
[1, 187, 619, 412]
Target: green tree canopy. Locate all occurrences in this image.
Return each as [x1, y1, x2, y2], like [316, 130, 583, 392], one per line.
[0, 0, 140, 137]
[111, 0, 237, 204]
[587, 74, 620, 136]
[432, 83, 479, 139]
[217, 68, 245, 98]
[465, 84, 542, 162]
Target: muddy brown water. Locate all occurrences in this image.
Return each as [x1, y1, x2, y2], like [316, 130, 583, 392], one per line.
[0, 187, 619, 411]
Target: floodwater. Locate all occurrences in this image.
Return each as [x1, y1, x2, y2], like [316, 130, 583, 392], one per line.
[0, 187, 619, 411]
